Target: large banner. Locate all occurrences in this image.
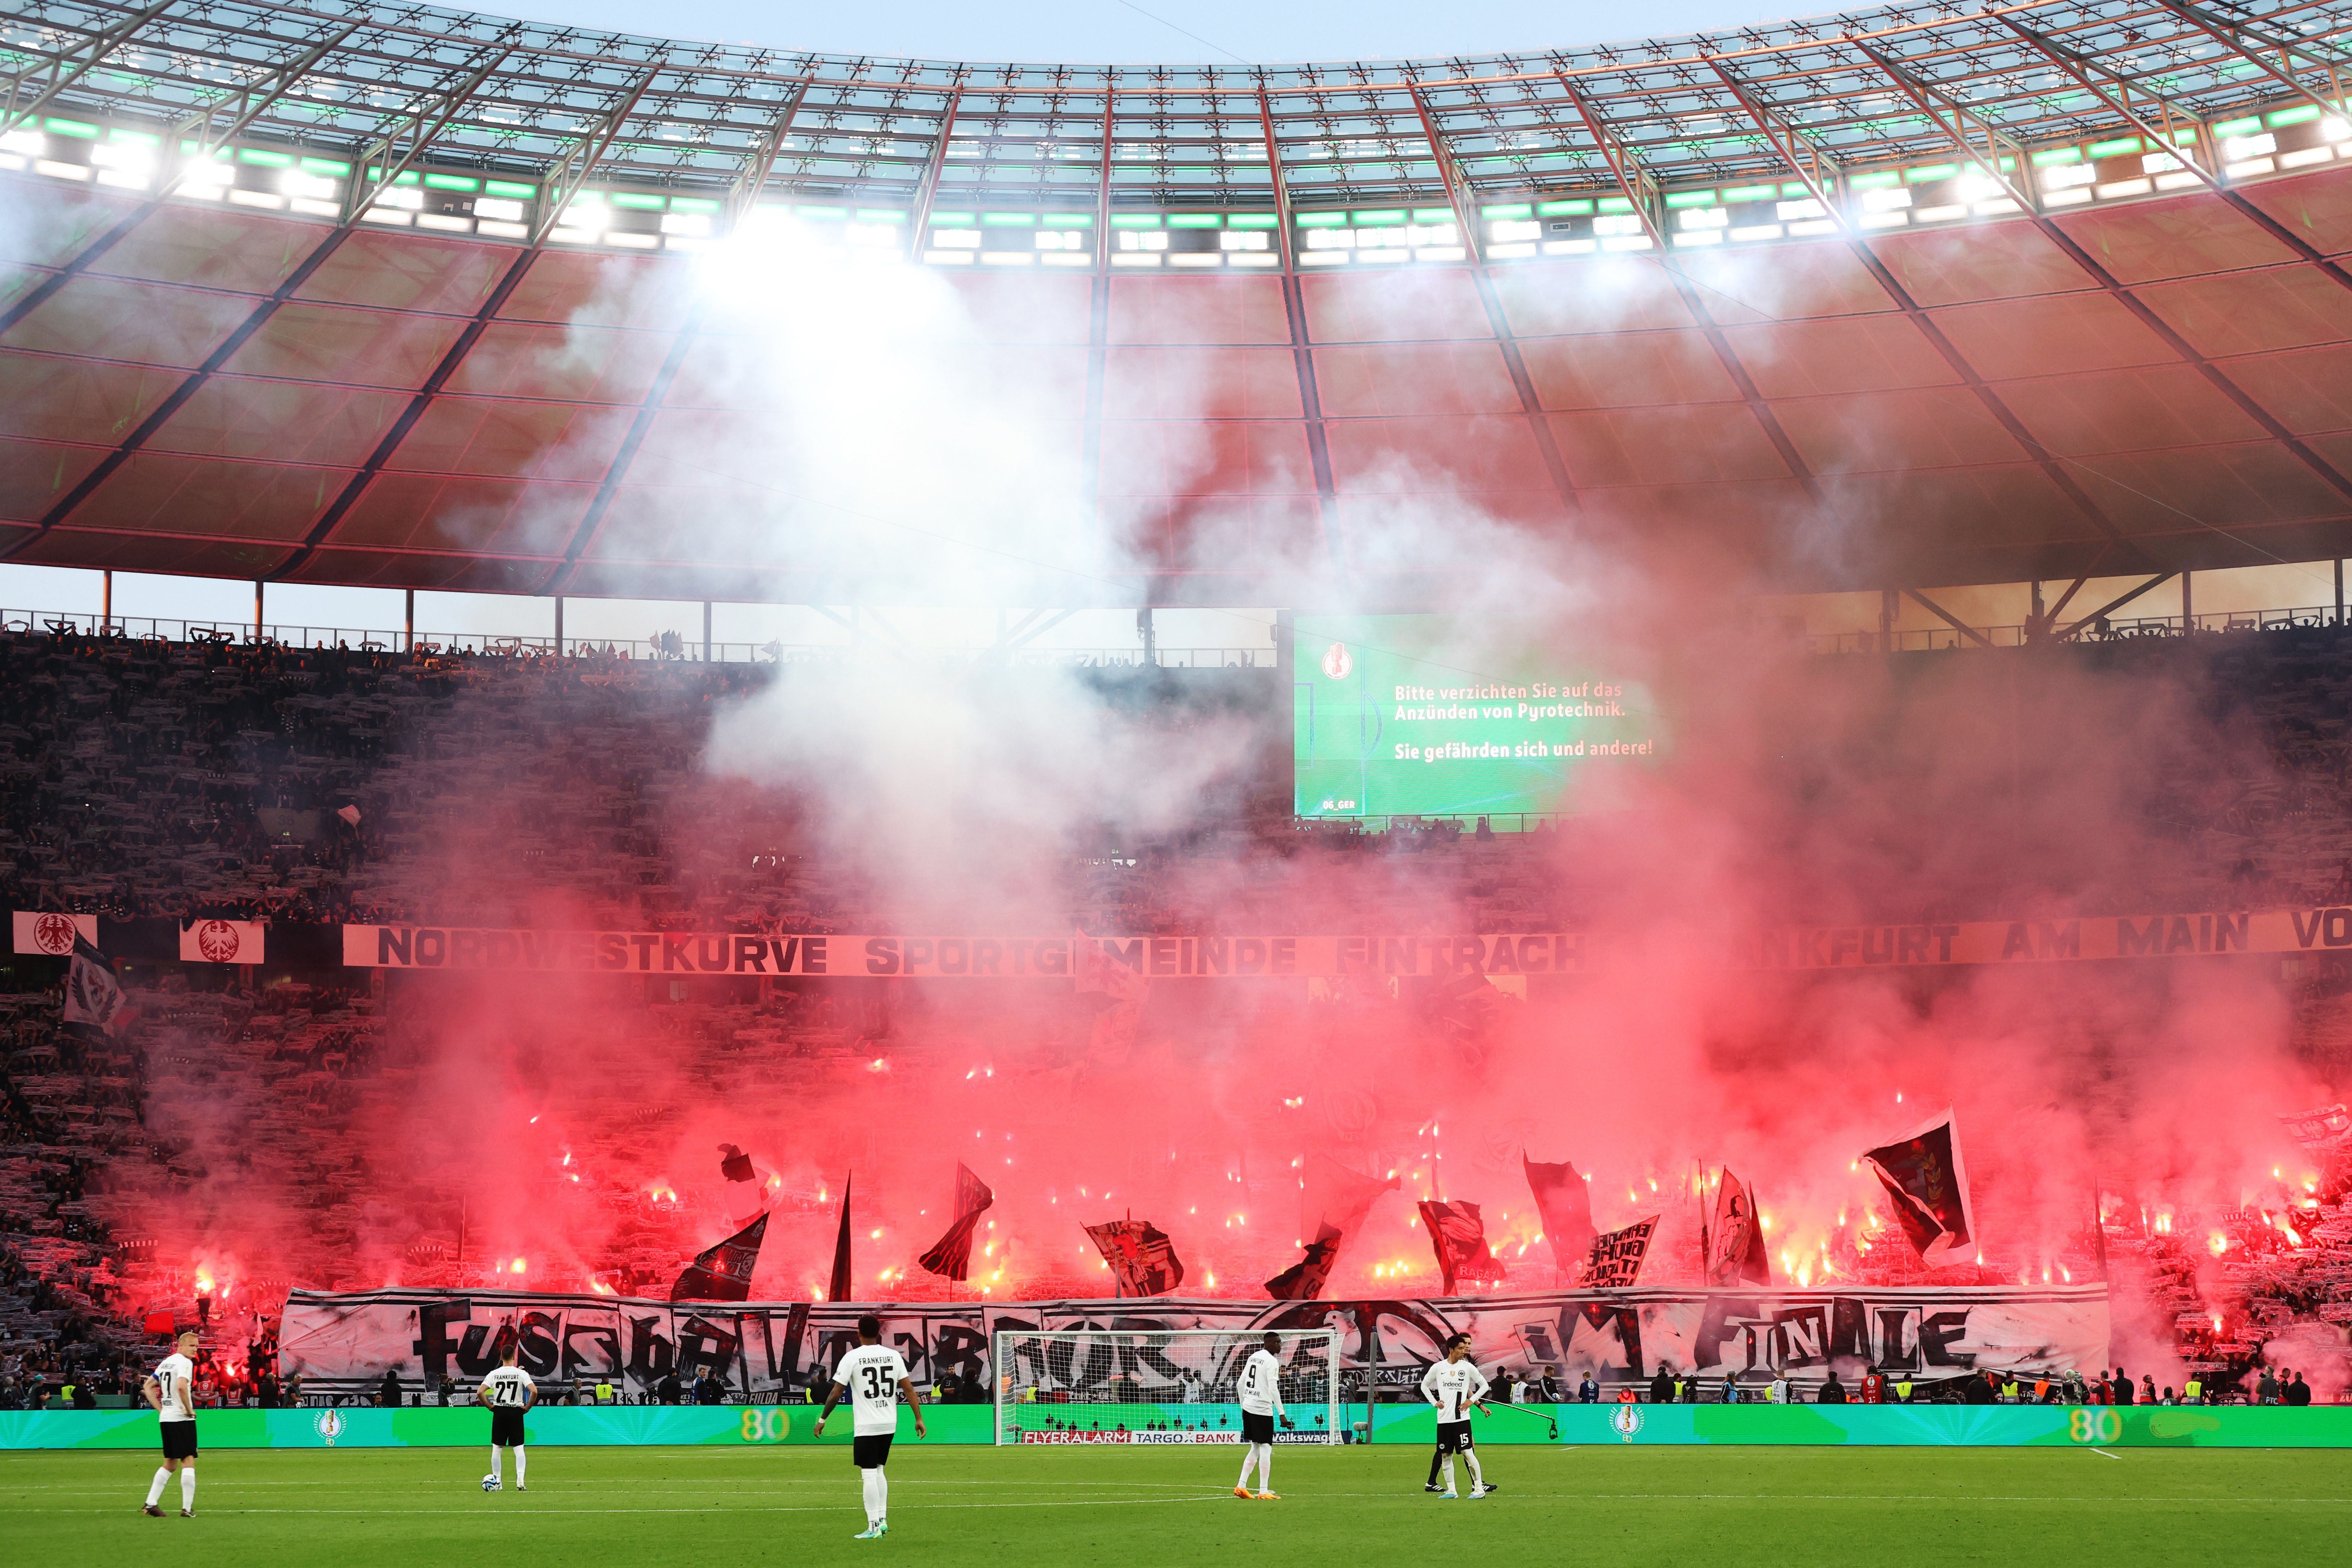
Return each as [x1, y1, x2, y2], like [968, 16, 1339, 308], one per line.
[338, 906, 2352, 979]
[340, 928, 1588, 978]
[276, 1284, 2108, 1402]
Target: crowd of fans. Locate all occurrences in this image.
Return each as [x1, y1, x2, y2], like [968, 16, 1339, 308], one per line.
[2, 622, 2351, 1404]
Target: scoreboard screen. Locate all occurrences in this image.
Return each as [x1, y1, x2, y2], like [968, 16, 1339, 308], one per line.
[1292, 614, 1657, 825]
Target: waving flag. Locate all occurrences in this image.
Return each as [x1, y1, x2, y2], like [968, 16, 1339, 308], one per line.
[1583, 1216, 1658, 1287]
[918, 1163, 995, 1282]
[827, 1173, 855, 1303]
[1085, 1218, 1184, 1296]
[1418, 1199, 1507, 1295]
[1265, 1223, 1346, 1301]
[672, 1144, 775, 1301]
[670, 1213, 769, 1302]
[63, 934, 132, 1037]
[1861, 1111, 1977, 1264]
[1264, 1157, 1397, 1300]
[1523, 1155, 1597, 1277]
[1707, 1169, 1772, 1286]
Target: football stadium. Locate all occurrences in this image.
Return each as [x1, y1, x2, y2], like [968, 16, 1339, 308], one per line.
[2, 0, 2352, 1559]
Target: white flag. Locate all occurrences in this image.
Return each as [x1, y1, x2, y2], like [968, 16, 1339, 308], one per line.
[180, 918, 265, 964]
[13, 911, 97, 957]
[63, 936, 131, 1036]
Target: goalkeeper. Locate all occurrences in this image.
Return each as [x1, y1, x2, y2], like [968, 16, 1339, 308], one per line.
[1233, 1332, 1293, 1500]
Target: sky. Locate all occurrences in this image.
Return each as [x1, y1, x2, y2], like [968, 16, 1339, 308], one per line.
[470, 0, 1787, 63]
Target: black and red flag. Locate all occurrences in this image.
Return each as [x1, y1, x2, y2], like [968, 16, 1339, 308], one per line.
[671, 1213, 769, 1302]
[671, 1143, 774, 1301]
[1417, 1199, 1507, 1295]
[918, 1163, 996, 1282]
[1706, 1168, 1773, 1286]
[1583, 1216, 1658, 1288]
[1522, 1154, 1597, 1278]
[827, 1172, 855, 1303]
[1861, 1111, 1977, 1264]
[1265, 1223, 1345, 1301]
[1264, 1157, 1397, 1300]
[1085, 1218, 1184, 1296]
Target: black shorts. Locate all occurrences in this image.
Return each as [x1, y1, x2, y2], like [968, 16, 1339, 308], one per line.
[1242, 1411, 1275, 1444]
[1435, 1420, 1474, 1455]
[853, 1433, 894, 1469]
[160, 1421, 198, 1461]
[491, 1409, 527, 1447]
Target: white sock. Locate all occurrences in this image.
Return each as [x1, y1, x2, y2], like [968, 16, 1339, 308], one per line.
[514, 1447, 526, 1487]
[1464, 1450, 1484, 1492]
[874, 1467, 887, 1523]
[861, 1467, 883, 1527]
[1442, 1456, 1456, 1493]
[489, 1445, 501, 1482]
[1238, 1447, 1257, 1490]
[145, 1467, 169, 1506]
[180, 1467, 195, 1510]
[1256, 1445, 1272, 1493]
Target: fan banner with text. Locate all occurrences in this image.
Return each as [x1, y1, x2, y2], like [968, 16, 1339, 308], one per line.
[276, 1285, 2108, 1401]
[333, 907, 2352, 978]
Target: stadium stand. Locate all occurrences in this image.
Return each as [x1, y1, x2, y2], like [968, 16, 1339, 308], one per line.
[1, 620, 2350, 1403]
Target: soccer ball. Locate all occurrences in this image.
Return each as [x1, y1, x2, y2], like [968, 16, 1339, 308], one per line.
[481, 1475, 501, 1492]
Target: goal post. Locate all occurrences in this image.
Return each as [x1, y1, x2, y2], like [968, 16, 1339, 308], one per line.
[993, 1327, 1343, 1445]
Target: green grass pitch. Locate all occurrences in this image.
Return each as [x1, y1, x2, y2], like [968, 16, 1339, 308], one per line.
[4, 1442, 2345, 1567]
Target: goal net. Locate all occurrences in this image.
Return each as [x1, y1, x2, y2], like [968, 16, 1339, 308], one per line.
[993, 1328, 1342, 1445]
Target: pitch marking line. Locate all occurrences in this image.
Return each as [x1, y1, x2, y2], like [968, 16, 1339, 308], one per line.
[29, 1491, 2352, 1513]
[65, 1493, 1240, 1517]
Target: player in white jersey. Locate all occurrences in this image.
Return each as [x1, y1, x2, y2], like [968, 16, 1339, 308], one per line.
[816, 1314, 927, 1540]
[478, 1342, 537, 1491]
[1233, 1332, 1293, 1500]
[140, 1328, 201, 1517]
[1419, 1334, 1496, 1499]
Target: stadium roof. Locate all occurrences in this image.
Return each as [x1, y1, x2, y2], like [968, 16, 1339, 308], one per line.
[5, 0, 2352, 603]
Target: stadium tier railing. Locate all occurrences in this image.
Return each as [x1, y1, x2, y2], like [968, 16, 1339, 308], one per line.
[24, 602, 2345, 668]
[0, 609, 1269, 668]
[1291, 813, 1567, 834]
[1808, 604, 2352, 655]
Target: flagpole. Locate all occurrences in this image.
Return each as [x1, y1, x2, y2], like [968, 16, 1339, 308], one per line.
[1693, 1160, 1707, 1284]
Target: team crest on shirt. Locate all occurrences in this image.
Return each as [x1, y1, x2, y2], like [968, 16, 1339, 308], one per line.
[314, 1411, 345, 1445]
[1610, 1404, 1643, 1442]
